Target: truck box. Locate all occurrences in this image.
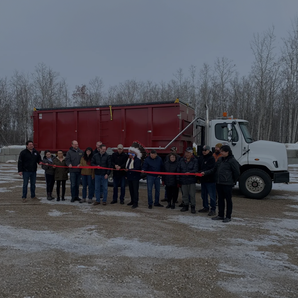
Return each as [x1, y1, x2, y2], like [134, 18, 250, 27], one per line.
[32, 101, 196, 156]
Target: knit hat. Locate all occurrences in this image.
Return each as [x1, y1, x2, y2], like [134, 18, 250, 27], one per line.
[128, 141, 147, 162]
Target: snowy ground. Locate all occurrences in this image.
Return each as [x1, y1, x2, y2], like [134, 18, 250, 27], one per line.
[0, 163, 297, 297]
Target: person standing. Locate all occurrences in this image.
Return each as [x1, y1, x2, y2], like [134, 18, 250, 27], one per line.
[197, 145, 217, 216]
[202, 145, 240, 222]
[161, 146, 181, 203]
[162, 153, 179, 209]
[79, 147, 95, 204]
[91, 144, 111, 206]
[142, 149, 164, 209]
[213, 143, 223, 162]
[42, 150, 56, 201]
[65, 140, 83, 202]
[177, 147, 198, 214]
[18, 140, 41, 203]
[125, 147, 142, 209]
[111, 144, 128, 204]
[53, 150, 68, 201]
[93, 141, 102, 155]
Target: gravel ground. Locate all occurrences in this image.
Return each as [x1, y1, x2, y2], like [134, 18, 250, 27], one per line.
[0, 163, 298, 298]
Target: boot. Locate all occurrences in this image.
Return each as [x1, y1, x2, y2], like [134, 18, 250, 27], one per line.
[47, 192, 53, 201]
[178, 202, 184, 207]
[180, 205, 189, 212]
[62, 196, 65, 201]
[171, 200, 175, 209]
[166, 203, 171, 209]
[191, 205, 196, 214]
[50, 192, 55, 200]
[57, 197, 60, 202]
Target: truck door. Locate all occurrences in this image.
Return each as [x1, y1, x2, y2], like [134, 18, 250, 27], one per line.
[213, 122, 243, 161]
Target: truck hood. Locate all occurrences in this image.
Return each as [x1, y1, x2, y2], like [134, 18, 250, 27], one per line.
[247, 140, 288, 171]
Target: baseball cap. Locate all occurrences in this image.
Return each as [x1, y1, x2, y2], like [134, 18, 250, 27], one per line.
[185, 147, 193, 153]
[117, 144, 124, 149]
[202, 145, 210, 151]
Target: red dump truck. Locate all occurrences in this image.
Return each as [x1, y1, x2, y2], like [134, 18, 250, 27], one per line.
[32, 101, 197, 156]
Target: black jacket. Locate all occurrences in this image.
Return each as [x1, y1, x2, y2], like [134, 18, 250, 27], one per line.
[205, 154, 240, 185]
[18, 148, 41, 173]
[197, 152, 215, 183]
[111, 151, 128, 177]
[42, 156, 55, 176]
[162, 159, 179, 186]
[126, 157, 142, 181]
[177, 155, 198, 185]
[91, 152, 111, 176]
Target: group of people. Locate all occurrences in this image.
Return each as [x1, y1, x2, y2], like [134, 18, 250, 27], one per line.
[18, 140, 240, 222]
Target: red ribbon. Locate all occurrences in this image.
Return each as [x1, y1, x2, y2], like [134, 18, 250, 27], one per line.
[40, 162, 203, 177]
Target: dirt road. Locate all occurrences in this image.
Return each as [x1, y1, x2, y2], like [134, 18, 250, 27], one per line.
[0, 163, 297, 298]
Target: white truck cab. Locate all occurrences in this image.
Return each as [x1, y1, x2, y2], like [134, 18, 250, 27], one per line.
[196, 115, 289, 199]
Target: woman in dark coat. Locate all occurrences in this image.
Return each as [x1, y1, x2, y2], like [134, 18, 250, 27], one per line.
[53, 150, 68, 201]
[162, 153, 179, 209]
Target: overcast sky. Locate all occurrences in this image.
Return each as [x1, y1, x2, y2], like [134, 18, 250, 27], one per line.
[1, 0, 298, 91]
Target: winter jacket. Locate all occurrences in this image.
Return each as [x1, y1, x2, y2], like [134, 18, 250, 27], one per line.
[42, 156, 55, 176]
[80, 157, 95, 178]
[53, 157, 68, 181]
[111, 151, 128, 177]
[162, 159, 179, 186]
[177, 155, 198, 185]
[65, 147, 83, 173]
[126, 157, 142, 181]
[197, 151, 215, 183]
[91, 152, 111, 176]
[18, 148, 41, 173]
[142, 155, 163, 177]
[205, 154, 240, 185]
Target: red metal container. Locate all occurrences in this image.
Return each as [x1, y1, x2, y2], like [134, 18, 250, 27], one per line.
[32, 101, 196, 157]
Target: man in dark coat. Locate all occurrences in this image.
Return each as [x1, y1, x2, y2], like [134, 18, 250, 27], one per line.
[177, 147, 198, 214]
[197, 145, 217, 216]
[142, 150, 164, 209]
[65, 140, 83, 202]
[202, 145, 240, 222]
[111, 144, 128, 204]
[18, 140, 41, 203]
[91, 144, 111, 205]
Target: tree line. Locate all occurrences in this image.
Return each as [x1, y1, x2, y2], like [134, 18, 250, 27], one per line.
[1, 20, 298, 146]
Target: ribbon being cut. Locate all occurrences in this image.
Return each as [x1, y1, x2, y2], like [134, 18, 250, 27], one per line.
[40, 162, 203, 177]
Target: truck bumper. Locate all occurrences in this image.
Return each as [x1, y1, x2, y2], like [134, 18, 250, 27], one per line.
[273, 171, 290, 183]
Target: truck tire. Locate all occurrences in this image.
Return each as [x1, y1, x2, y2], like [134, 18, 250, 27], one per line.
[108, 174, 114, 187]
[239, 169, 272, 199]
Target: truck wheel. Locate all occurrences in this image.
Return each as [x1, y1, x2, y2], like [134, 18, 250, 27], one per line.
[239, 169, 272, 199]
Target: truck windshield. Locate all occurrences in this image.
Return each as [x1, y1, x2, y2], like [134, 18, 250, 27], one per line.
[239, 122, 253, 143]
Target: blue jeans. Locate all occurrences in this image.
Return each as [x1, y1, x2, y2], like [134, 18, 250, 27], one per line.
[113, 175, 126, 202]
[201, 182, 216, 210]
[22, 171, 36, 198]
[70, 172, 81, 199]
[95, 175, 108, 202]
[82, 175, 94, 200]
[147, 175, 160, 206]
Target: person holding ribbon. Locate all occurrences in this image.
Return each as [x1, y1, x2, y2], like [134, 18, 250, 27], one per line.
[125, 145, 142, 209]
[53, 150, 68, 201]
[177, 147, 198, 214]
[142, 149, 164, 209]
